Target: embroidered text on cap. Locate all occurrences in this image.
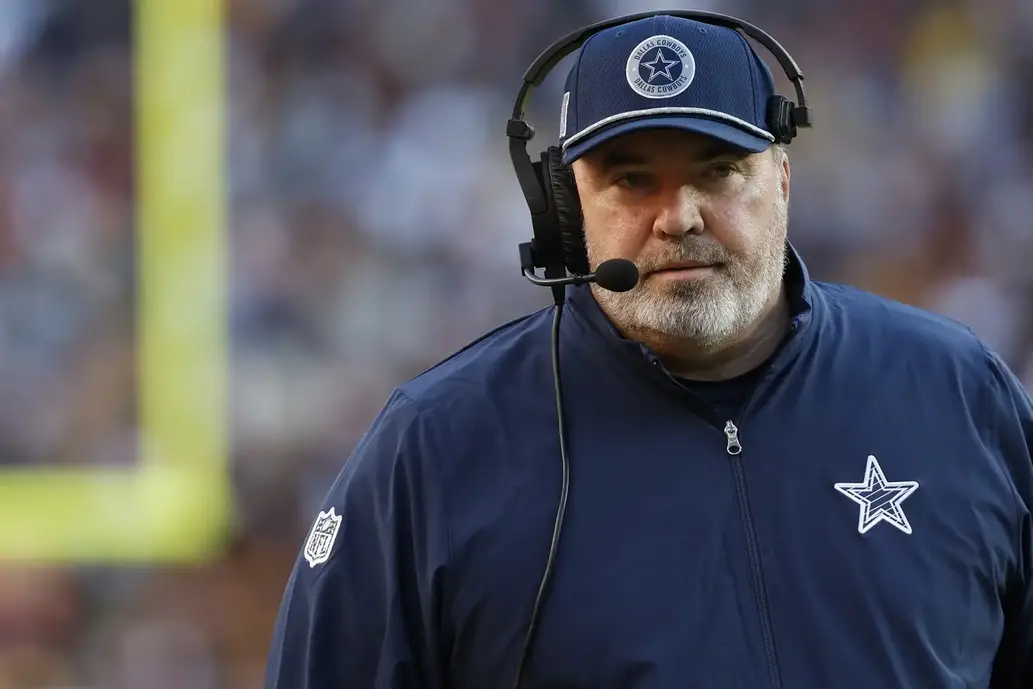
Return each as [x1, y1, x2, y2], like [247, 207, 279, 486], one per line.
[625, 35, 696, 100]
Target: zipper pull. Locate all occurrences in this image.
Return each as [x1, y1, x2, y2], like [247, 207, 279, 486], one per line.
[724, 421, 742, 455]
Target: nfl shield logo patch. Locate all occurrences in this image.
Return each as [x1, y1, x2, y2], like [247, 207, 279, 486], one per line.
[304, 507, 342, 568]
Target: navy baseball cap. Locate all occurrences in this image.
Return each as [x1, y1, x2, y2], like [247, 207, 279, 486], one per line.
[559, 15, 779, 164]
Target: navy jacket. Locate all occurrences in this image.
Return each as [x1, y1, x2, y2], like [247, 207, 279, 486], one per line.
[264, 250, 1033, 689]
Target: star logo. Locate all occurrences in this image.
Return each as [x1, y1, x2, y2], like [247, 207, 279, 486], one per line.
[640, 48, 678, 83]
[625, 35, 695, 99]
[834, 455, 919, 535]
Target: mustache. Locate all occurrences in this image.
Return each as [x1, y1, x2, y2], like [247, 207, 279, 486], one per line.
[637, 240, 733, 273]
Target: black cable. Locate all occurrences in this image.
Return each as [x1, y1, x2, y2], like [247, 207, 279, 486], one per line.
[511, 304, 571, 689]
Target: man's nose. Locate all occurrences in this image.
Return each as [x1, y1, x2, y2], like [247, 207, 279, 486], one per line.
[653, 186, 704, 239]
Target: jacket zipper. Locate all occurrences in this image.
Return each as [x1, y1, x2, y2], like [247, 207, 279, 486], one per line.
[723, 419, 783, 689]
[650, 356, 786, 688]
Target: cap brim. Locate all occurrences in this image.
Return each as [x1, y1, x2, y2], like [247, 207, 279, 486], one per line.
[562, 116, 772, 164]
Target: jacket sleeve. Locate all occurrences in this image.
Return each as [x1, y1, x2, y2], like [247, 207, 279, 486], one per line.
[263, 389, 451, 689]
[985, 348, 1033, 689]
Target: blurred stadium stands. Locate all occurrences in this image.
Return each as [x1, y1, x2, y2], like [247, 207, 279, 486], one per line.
[0, 0, 1028, 686]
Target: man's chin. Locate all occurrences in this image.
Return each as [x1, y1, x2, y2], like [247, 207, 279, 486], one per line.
[649, 272, 729, 301]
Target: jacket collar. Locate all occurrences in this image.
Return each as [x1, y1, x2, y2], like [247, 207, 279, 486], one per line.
[564, 241, 819, 377]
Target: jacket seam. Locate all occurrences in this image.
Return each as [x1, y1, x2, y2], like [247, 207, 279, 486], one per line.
[398, 389, 456, 566]
[978, 339, 1025, 572]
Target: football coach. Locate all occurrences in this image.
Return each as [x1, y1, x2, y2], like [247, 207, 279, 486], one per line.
[264, 11, 1033, 689]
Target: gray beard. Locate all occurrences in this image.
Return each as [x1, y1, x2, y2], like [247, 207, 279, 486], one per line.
[587, 204, 789, 350]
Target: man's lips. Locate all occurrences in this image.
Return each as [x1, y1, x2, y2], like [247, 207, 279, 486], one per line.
[649, 261, 721, 275]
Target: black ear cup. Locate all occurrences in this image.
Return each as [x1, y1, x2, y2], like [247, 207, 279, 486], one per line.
[544, 146, 589, 276]
[766, 95, 796, 144]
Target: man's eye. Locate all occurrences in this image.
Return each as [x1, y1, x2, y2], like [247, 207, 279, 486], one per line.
[615, 172, 653, 189]
[708, 163, 739, 178]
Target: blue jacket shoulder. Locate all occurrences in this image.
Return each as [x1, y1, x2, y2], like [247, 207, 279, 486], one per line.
[813, 281, 1031, 458]
[397, 305, 555, 414]
[814, 280, 987, 365]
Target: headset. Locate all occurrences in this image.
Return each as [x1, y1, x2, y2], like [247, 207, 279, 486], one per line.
[506, 10, 812, 688]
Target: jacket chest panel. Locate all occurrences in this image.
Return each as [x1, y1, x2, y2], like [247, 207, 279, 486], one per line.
[736, 398, 1014, 685]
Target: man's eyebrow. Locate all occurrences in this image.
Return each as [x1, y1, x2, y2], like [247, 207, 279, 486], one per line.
[697, 141, 751, 161]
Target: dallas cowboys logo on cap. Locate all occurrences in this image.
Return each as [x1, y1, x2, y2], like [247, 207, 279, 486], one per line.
[557, 15, 778, 164]
[625, 35, 695, 99]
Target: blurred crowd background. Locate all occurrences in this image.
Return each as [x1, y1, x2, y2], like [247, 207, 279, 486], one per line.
[0, 0, 1029, 686]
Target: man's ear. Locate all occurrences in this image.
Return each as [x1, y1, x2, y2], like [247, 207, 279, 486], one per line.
[780, 149, 791, 203]
[570, 158, 588, 186]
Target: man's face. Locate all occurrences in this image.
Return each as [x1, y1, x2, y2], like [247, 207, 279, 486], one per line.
[572, 128, 791, 350]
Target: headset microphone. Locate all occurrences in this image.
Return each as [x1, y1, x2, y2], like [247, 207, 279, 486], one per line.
[522, 258, 639, 292]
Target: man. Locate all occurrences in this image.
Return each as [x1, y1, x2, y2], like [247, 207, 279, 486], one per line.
[264, 14, 1033, 689]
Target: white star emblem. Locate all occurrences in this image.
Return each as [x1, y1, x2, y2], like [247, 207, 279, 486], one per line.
[641, 48, 678, 82]
[834, 455, 919, 535]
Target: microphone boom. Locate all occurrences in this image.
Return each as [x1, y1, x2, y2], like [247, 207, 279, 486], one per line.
[522, 259, 639, 293]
